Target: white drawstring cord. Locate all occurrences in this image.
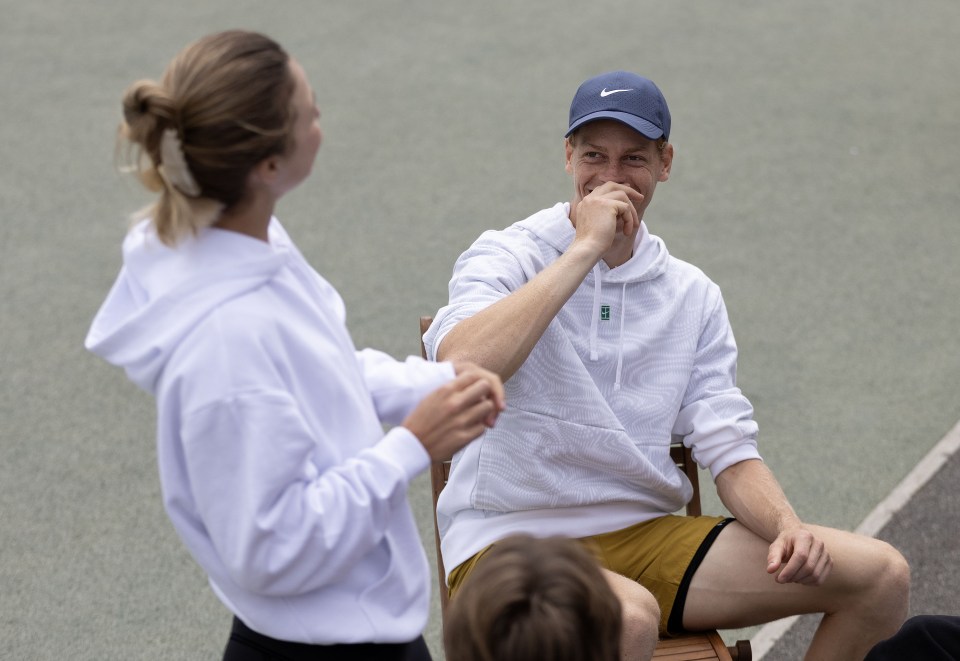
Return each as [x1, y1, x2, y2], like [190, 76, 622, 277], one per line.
[614, 283, 626, 391]
[589, 263, 601, 361]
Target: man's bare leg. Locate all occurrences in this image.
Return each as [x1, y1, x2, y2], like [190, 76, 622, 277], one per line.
[603, 568, 660, 661]
[682, 522, 909, 661]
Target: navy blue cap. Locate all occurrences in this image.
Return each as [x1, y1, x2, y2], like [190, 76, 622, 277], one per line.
[566, 71, 671, 140]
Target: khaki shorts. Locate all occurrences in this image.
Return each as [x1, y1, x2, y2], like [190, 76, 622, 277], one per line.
[447, 515, 733, 635]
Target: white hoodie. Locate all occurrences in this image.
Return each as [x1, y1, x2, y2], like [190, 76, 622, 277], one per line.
[86, 218, 454, 644]
[424, 203, 761, 579]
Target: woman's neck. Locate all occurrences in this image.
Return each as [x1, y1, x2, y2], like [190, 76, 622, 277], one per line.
[214, 193, 274, 243]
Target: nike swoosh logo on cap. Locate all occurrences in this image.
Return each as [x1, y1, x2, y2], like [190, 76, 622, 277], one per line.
[600, 88, 633, 97]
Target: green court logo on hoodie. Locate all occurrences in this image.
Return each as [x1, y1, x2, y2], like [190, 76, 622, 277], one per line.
[600, 305, 611, 321]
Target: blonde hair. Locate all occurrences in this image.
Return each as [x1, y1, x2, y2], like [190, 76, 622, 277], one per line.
[444, 535, 622, 661]
[119, 30, 295, 246]
[566, 128, 668, 152]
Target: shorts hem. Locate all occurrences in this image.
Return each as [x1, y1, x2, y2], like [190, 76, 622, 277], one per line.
[666, 517, 736, 635]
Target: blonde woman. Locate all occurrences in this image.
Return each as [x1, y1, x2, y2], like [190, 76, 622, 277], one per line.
[86, 31, 503, 661]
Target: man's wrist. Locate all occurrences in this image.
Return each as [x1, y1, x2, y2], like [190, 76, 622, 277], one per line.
[776, 515, 805, 537]
[564, 239, 603, 267]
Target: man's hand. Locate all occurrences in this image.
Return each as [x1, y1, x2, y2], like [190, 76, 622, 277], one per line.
[716, 459, 833, 587]
[402, 362, 505, 462]
[767, 526, 833, 586]
[572, 182, 644, 257]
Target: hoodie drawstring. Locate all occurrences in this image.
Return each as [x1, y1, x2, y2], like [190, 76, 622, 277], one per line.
[589, 264, 601, 361]
[614, 283, 626, 391]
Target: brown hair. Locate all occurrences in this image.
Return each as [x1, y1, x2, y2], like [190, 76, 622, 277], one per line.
[444, 535, 622, 661]
[119, 30, 295, 245]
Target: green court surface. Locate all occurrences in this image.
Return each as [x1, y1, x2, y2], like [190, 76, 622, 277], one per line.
[1, 1, 957, 658]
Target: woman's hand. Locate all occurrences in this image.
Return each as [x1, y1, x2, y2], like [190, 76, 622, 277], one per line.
[402, 361, 505, 461]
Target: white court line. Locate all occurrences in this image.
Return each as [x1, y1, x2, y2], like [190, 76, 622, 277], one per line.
[751, 418, 960, 660]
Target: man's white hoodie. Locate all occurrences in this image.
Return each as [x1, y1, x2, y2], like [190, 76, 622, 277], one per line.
[424, 203, 761, 579]
[86, 218, 453, 644]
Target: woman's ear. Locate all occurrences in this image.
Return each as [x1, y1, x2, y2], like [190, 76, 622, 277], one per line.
[249, 155, 281, 187]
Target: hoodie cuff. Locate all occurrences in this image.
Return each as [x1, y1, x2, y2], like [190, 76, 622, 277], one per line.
[378, 426, 431, 481]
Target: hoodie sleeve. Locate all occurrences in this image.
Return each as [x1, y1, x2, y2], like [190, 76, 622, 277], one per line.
[180, 389, 429, 597]
[423, 229, 539, 361]
[355, 349, 456, 425]
[167, 298, 433, 598]
[672, 288, 761, 479]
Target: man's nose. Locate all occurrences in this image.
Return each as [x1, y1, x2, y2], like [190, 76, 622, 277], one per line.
[599, 161, 626, 184]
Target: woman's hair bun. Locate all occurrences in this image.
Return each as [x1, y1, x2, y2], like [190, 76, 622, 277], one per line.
[121, 80, 175, 148]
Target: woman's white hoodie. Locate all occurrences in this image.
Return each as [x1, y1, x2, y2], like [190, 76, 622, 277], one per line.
[86, 218, 453, 643]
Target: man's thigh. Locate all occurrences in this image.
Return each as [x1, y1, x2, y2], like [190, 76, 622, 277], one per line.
[682, 521, 892, 631]
[589, 514, 729, 634]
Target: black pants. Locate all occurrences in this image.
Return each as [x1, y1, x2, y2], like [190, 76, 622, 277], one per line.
[223, 617, 433, 661]
[865, 615, 960, 661]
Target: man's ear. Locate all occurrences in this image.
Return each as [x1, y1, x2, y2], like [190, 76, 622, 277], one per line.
[564, 137, 574, 174]
[658, 143, 674, 182]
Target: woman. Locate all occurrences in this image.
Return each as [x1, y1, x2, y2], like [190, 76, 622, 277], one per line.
[85, 30, 503, 660]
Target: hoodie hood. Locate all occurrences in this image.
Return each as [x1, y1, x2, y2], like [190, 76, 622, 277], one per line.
[514, 202, 671, 391]
[85, 219, 287, 393]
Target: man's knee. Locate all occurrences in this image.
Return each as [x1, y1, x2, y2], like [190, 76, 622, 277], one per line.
[878, 542, 910, 617]
[619, 589, 660, 661]
[849, 538, 910, 630]
[621, 586, 660, 634]
[870, 540, 910, 602]
[602, 570, 660, 659]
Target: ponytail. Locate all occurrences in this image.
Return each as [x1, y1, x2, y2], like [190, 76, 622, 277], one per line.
[120, 81, 218, 245]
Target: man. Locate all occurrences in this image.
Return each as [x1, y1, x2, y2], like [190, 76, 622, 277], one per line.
[423, 71, 910, 660]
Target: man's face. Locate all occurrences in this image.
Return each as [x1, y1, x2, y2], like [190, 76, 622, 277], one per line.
[565, 119, 673, 222]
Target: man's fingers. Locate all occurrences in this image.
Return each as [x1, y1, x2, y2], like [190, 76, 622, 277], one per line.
[767, 532, 832, 585]
[779, 554, 809, 584]
[588, 184, 644, 235]
[796, 544, 832, 586]
[611, 190, 642, 236]
[767, 539, 786, 575]
[809, 551, 833, 586]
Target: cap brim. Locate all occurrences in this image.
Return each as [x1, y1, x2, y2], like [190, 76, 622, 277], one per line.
[565, 110, 664, 140]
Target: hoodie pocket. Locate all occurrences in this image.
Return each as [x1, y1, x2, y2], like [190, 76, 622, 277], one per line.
[472, 408, 691, 514]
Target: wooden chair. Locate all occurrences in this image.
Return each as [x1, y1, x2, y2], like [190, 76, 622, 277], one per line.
[419, 316, 751, 661]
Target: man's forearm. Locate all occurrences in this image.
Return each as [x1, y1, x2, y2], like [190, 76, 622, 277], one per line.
[437, 242, 599, 381]
[715, 458, 803, 543]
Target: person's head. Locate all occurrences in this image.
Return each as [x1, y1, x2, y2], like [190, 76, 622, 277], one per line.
[564, 71, 674, 222]
[119, 30, 320, 245]
[444, 535, 622, 661]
